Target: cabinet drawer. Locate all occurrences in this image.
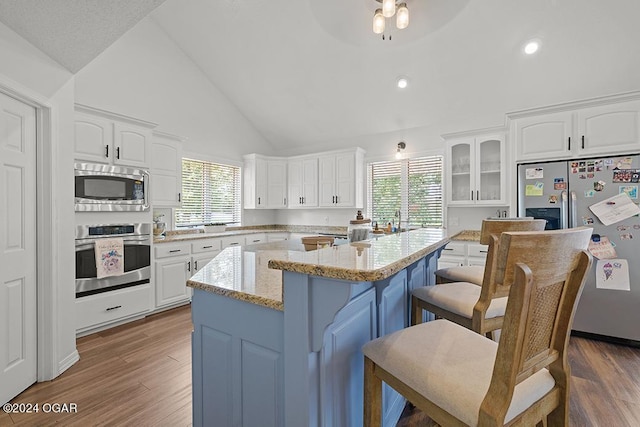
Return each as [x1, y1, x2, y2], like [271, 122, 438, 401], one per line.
[440, 242, 465, 257]
[191, 239, 221, 254]
[154, 242, 191, 258]
[245, 233, 267, 245]
[220, 235, 244, 248]
[76, 284, 151, 331]
[467, 244, 489, 258]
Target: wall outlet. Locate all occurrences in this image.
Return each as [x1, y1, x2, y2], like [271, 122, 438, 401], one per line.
[449, 216, 459, 226]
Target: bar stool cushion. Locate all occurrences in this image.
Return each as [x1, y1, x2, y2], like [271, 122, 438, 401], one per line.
[362, 319, 556, 426]
[412, 282, 507, 319]
[435, 265, 484, 285]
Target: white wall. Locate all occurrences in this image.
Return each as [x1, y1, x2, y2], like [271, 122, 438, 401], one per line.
[0, 21, 77, 378]
[74, 18, 274, 162]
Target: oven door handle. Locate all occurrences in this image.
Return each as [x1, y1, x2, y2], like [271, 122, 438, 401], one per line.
[75, 236, 150, 251]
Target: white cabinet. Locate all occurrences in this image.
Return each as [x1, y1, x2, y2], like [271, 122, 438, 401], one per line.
[437, 241, 487, 269]
[445, 131, 506, 206]
[74, 104, 156, 168]
[244, 233, 267, 246]
[267, 232, 289, 242]
[244, 154, 288, 209]
[154, 242, 193, 308]
[76, 284, 152, 334]
[318, 148, 365, 208]
[511, 97, 640, 162]
[151, 131, 184, 207]
[288, 157, 318, 207]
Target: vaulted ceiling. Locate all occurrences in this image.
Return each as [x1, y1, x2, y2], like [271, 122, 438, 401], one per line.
[2, 0, 640, 152]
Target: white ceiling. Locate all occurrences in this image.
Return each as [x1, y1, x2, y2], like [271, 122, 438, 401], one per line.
[0, 0, 166, 72]
[2, 0, 640, 153]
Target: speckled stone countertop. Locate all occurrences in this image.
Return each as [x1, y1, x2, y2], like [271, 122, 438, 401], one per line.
[154, 225, 348, 244]
[187, 228, 449, 311]
[450, 230, 481, 242]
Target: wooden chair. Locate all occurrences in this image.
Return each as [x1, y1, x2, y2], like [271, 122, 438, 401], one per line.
[363, 227, 593, 426]
[435, 218, 546, 285]
[412, 218, 547, 336]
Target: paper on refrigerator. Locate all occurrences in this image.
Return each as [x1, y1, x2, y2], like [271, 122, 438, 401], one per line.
[588, 192, 640, 226]
[595, 259, 630, 291]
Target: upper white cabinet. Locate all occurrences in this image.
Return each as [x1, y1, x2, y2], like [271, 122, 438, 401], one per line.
[445, 130, 506, 206]
[287, 157, 318, 208]
[243, 154, 287, 209]
[511, 96, 640, 162]
[318, 148, 365, 208]
[74, 104, 156, 168]
[151, 131, 184, 207]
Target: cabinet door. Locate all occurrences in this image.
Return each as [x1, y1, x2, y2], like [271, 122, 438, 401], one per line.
[334, 152, 355, 207]
[301, 157, 318, 207]
[513, 111, 573, 161]
[113, 123, 151, 168]
[266, 160, 287, 208]
[577, 100, 640, 156]
[151, 137, 182, 207]
[193, 253, 218, 273]
[255, 158, 268, 208]
[74, 113, 113, 163]
[318, 155, 336, 206]
[447, 139, 474, 204]
[476, 136, 505, 204]
[287, 160, 304, 207]
[154, 255, 192, 308]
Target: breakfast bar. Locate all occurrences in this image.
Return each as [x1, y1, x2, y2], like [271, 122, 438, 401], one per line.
[187, 228, 449, 427]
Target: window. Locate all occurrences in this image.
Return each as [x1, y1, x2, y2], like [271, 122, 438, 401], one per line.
[176, 158, 242, 227]
[367, 156, 443, 228]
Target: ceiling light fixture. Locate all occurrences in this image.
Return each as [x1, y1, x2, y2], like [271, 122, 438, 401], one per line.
[396, 141, 406, 159]
[397, 77, 408, 89]
[524, 40, 540, 55]
[372, 0, 409, 35]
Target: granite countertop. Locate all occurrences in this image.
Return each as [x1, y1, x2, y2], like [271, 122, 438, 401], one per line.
[450, 230, 481, 242]
[154, 225, 348, 244]
[187, 228, 449, 311]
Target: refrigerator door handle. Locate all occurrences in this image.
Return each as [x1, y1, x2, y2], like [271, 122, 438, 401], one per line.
[561, 190, 568, 229]
[570, 191, 577, 228]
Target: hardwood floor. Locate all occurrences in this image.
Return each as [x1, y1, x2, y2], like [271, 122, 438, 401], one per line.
[3, 305, 640, 426]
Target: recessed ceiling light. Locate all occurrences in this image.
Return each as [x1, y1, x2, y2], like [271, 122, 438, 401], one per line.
[397, 77, 408, 89]
[524, 40, 540, 55]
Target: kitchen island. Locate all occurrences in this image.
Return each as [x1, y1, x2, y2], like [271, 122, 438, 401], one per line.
[187, 228, 449, 427]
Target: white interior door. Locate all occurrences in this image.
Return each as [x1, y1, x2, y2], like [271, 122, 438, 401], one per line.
[0, 91, 37, 405]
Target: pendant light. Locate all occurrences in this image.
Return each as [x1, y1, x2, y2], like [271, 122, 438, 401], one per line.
[372, 9, 385, 34]
[372, 1, 410, 34]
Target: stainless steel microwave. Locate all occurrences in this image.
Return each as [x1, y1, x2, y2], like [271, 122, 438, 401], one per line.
[74, 162, 150, 212]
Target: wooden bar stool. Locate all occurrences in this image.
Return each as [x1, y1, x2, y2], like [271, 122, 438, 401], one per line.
[435, 218, 546, 285]
[412, 219, 547, 336]
[364, 227, 592, 426]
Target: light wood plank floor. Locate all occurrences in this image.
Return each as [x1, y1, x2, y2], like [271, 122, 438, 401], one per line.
[2, 304, 640, 426]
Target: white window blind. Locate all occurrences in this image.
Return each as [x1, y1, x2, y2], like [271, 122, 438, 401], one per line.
[367, 156, 443, 228]
[176, 158, 242, 227]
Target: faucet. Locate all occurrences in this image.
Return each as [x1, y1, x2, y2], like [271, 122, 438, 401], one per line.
[395, 209, 402, 233]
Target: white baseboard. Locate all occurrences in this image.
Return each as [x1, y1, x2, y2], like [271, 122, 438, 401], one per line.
[58, 350, 80, 376]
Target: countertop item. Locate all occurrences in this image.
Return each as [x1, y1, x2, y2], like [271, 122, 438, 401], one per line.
[187, 228, 449, 310]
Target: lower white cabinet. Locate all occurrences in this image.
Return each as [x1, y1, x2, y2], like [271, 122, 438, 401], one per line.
[154, 240, 221, 309]
[437, 241, 487, 269]
[76, 284, 152, 334]
[267, 232, 289, 242]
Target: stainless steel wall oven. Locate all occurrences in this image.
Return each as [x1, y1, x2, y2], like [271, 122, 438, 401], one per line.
[75, 223, 151, 297]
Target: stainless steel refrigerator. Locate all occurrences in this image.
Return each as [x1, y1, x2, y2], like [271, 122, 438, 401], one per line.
[517, 154, 640, 344]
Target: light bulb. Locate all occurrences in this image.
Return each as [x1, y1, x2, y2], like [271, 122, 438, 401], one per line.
[397, 77, 408, 89]
[396, 3, 409, 29]
[373, 9, 385, 34]
[395, 149, 402, 159]
[382, 0, 396, 18]
[524, 41, 539, 55]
